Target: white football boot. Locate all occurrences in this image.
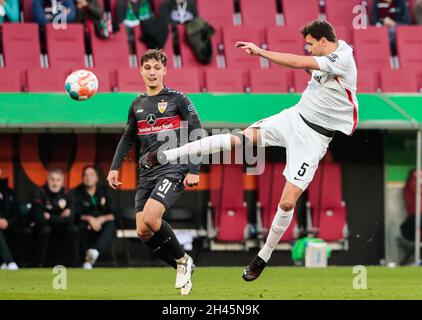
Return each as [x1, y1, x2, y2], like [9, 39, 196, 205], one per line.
[175, 254, 195, 289]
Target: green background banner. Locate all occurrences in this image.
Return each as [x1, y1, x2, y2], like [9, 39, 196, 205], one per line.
[0, 93, 420, 129]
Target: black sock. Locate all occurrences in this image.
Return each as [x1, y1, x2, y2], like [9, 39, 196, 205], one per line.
[155, 220, 185, 260]
[145, 235, 177, 269]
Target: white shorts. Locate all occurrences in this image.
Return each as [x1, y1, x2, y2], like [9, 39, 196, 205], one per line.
[249, 106, 332, 191]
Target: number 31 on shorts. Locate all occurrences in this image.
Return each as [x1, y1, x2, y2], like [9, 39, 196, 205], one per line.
[158, 179, 173, 195]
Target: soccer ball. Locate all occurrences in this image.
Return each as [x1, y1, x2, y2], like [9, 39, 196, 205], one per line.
[65, 70, 98, 101]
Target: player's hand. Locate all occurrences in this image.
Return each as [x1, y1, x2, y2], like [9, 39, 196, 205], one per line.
[184, 173, 199, 188]
[44, 212, 51, 220]
[107, 170, 122, 190]
[89, 218, 102, 232]
[0, 218, 8, 230]
[235, 41, 263, 56]
[61, 209, 71, 218]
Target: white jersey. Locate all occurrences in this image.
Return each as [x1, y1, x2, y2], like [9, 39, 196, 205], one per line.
[296, 40, 358, 135]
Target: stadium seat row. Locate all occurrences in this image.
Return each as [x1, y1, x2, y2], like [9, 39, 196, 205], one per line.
[1, 67, 421, 94]
[2, 22, 422, 73]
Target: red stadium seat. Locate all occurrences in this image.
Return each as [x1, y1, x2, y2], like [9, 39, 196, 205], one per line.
[116, 67, 144, 92]
[46, 24, 86, 68]
[1, 23, 42, 68]
[266, 26, 305, 68]
[133, 25, 175, 68]
[197, 0, 235, 28]
[90, 25, 131, 68]
[210, 164, 248, 242]
[87, 67, 114, 92]
[239, 0, 278, 27]
[205, 69, 246, 93]
[164, 68, 203, 93]
[282, 0, 320, 28]
[307, 163, 348, 242]
[0, 68, 23, 92]
[249, 69, 291, 93]
[380, 69, 420, 93]
[258, 162, 296, 242]
[324, 0, 363, 28]
[334, 26, 353, 45]
[176, 24, 219, 69]
[266, 26, 305, 54]
[292, 69, 311, 92]
[396, 26, 422, 69]
[353, 27, 391, 71]
[357, 69, 379, 93]
[223, 26, 265, 69]
[27, 68, 68, 92]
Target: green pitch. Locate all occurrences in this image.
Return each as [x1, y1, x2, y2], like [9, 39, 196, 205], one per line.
[1, 267, 421, 300]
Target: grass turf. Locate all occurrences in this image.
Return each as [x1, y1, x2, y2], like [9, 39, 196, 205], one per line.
[0, 267, 421, 300]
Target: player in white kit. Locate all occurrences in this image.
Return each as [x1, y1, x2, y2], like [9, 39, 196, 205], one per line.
[139, 20, 359, 281]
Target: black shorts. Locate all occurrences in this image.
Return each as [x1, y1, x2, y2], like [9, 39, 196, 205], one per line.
[135, 176, 185, 212]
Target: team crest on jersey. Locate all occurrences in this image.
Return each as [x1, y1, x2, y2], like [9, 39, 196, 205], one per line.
[101, 197, 106, 206]
[158, 101, 168, 113]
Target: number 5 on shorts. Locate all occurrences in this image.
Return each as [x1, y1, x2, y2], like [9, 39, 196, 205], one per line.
[297, 162, 309, 177]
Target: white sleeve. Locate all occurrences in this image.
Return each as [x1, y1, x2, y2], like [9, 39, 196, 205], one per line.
[314, 52, 350, 77]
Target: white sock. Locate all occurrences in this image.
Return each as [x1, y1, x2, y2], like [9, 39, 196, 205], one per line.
[163, 134, 232, 162]
[258, 206, 294, 263]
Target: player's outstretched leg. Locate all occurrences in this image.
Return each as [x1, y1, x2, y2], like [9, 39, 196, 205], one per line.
[243, 182, 302, 281]
[139, 129, 261, 169]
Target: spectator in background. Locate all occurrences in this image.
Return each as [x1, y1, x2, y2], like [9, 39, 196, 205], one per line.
[116, 0, 153, 27]
[0, 168, 20, 270]
[72, 166, 115, 270]
[32, 0, 77, 26]
[32, 169, 79, 267]
[159, 0, 197, 24]
[401, 169, 422, 241]
[371, 0, 411, 54]
[0, 0, 19, 24]
[75, 0, 103, 23]
[415, 0, 422, 25]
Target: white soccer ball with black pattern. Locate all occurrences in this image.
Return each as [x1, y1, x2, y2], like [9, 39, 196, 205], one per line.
[65, 70, 98, 101]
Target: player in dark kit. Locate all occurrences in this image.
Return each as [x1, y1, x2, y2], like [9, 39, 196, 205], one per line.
[107, 49, 203, 295]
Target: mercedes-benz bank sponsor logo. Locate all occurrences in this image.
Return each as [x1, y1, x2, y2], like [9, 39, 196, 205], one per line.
[146, 114, 156, 126]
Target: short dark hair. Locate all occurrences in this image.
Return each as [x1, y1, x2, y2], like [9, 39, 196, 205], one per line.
[301, 20, 337, 42]
[82, 165, 97, 177]
[140, 49, 168, 67]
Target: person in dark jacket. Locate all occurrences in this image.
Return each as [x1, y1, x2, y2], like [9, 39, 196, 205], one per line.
[371, 0, 411, 55]
[0, 168, 21, 270]
[72, 165, 116, 269]
[75, 0, 103, 23]
[32, 169, 79, 267]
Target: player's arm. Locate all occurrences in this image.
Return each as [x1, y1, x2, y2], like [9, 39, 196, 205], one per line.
[235, 41, 320, 70]
[178, 94, 205, 187]
[108, 104, 138, 189]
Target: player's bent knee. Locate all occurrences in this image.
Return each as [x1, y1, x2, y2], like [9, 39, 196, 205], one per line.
[136, 228, 152, 241]
[279, 201, 295, 212]
[142, 213, 161, 231]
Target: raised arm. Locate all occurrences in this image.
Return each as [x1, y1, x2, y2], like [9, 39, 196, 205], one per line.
[235, 41, 320, 70]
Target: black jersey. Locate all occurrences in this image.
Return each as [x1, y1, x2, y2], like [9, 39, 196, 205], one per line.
[111, 87, 204, 179]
